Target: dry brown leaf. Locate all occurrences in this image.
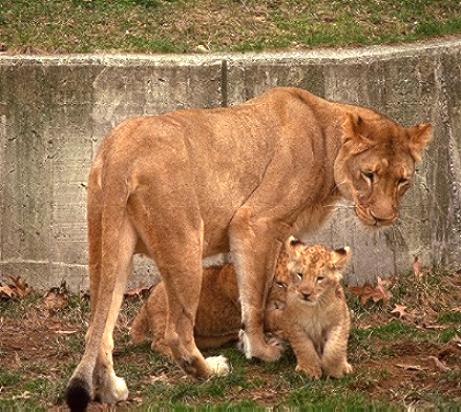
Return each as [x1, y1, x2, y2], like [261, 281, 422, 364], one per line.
[391, 304, 409, 319]
[427, 355, 450, 372]
[0, 284, 15, 298]
[348, 276, 392, 305]
[8, 275, 32, 298]
[43, 290, 68, 310]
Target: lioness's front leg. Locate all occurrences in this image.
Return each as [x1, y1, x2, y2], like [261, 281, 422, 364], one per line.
[230, 207, 290, 361]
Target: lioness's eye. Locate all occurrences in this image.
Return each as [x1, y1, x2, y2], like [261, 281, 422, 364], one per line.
[361, 170, 374, 182]
[317, 276, 325, 283]
[276, 281, 287, 288]
[398, 177, 409, 186]
[296, 272, 303, 279]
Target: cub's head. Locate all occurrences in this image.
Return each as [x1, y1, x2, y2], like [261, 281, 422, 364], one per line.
[334, 111, 432, 227]
[286, 238, 351, 306]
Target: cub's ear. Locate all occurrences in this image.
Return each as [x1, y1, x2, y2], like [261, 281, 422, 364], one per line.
[286, 236, 305, 258]
[342, 113, 373, 153]
[330, 246, 351, 271]
[407, 123, 432, 161]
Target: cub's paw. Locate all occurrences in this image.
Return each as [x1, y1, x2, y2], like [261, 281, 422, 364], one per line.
[205, 355, 230, 377]
[295, 363, 322, 379]
[324, 361, 353, 378]
[265, 334, 286, 352]
[238, 330, 283, 361]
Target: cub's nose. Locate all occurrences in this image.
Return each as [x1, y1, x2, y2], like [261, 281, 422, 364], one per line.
[301, 291, 312, 300]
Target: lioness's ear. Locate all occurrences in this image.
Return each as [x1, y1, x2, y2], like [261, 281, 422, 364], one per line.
[342, 113, 373, 153]
[330, 246, 351, 271]
[286, 236, 305, 258]
[407, 123, 432, 161]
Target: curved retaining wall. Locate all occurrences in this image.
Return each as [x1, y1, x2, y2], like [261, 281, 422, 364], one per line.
[0, 39, 460, 290]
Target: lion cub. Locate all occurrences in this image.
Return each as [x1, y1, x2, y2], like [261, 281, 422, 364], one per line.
[265, 240, 353, 379]
[131, 240, 352, 379]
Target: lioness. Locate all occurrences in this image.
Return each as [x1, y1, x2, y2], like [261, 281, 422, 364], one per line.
[66, 87, 431, 411]
[131, 239, 352, 380]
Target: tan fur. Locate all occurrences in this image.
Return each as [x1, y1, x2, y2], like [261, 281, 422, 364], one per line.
[266, 241, 353, 379]
[130, 246, 293, 355]
[131, 240, 352, 379]
[66, 87, 431, 408]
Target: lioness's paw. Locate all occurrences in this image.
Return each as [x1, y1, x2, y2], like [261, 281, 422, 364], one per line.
[205, 355, 230, 377]
[97, 375, 128, 404]
[295, 364, 322, 379]
[238, 330, 282, 361]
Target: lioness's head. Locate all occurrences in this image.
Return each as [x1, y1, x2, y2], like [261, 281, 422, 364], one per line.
[286, 238, 351, 306]
[334, 111, 432, 227]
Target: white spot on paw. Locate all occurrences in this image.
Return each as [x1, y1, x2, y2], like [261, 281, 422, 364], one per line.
[97, 374, 128, 404]
[205, 355, 230, 377]
[344, 362, 353, 374]
[238, 329, 253, 359]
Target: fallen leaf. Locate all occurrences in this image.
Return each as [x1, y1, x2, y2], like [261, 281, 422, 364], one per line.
[8, 275, 32, 298]
[395, 363, 426, 371]
[348, 276, 392, 305]
[0, 284, 15, 299]
[43, 291, 67, 310]
[427, 356, 450, 371]
[391, 304, 409, 319]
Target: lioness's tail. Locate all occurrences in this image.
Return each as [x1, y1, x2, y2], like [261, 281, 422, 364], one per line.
[65, 166, 136, 411]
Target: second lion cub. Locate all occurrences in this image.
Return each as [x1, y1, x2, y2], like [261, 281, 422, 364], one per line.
[131, 239, 353, 378]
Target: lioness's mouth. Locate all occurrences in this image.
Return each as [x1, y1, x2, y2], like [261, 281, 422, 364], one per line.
[355, 205, 396, 227]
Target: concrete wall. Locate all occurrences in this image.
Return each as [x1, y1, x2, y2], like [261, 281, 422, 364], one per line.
[0, 39, 460, 290]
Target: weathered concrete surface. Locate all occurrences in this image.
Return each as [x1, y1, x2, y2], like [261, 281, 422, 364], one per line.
[0, 39, 460, 290]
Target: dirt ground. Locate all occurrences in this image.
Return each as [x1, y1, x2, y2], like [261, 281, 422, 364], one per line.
[1, 269, 461, 410]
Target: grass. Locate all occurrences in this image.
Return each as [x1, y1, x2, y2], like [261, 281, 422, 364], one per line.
[1, 0, 461, 54]
[1, 270, 461, 409]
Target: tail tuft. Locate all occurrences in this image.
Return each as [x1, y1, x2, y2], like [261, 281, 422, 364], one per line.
[65, 377, 91, 412]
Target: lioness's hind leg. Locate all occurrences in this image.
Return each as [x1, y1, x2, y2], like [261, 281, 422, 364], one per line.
[93, 217, 137, 403]
[128, 192, 229, 379]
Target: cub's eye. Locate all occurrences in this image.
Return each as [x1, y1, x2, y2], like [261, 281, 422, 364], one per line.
[317, 276, 325, 283]
[296, 272, 303, 279]
[361, 170, 375, 182]
[275, 281, 287, 288]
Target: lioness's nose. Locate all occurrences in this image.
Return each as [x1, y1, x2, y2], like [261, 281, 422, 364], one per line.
[370, 210, 395, 223]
